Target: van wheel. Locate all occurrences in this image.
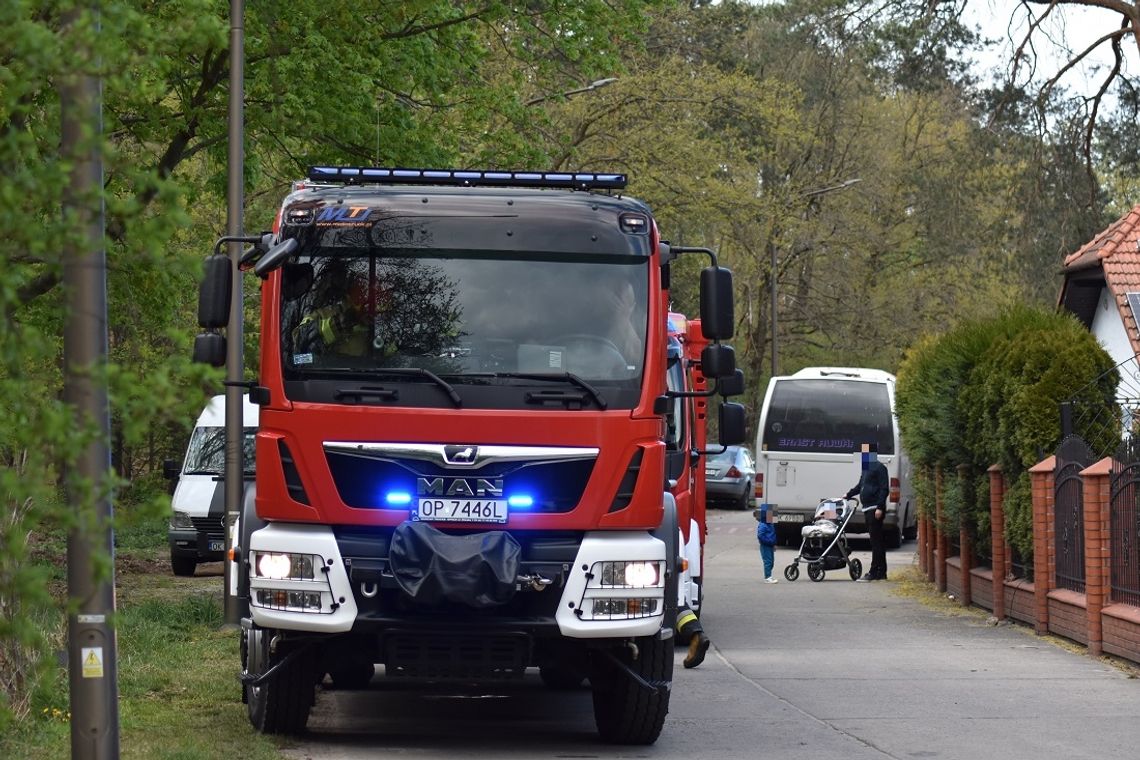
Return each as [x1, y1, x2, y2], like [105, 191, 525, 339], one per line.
[591, 635, 672, 745]
[171, 555, 197, 577]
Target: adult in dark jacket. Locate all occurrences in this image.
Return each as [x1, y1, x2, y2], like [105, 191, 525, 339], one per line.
[846, 443, 890, 580]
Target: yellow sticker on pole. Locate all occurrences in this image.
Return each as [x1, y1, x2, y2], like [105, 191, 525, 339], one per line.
[81, 647, 104, 679]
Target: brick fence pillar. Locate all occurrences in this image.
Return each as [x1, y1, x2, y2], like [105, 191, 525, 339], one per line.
[918, 515, 928, 575]
[935, 465, 948, 592]
[1029, 456, 1055, 635]
[957, 464, 972, 607]
[988, 464, 1006, 621]
[1082, 458, 1113, 657]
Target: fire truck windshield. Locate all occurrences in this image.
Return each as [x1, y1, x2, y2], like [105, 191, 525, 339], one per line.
[280, 249, 649, 386]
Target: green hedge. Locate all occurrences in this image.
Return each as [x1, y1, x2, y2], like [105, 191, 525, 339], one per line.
[896, 306, 1117, 563]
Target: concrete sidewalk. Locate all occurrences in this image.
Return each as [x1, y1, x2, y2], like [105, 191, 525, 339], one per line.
[682, 508, 1140, 760]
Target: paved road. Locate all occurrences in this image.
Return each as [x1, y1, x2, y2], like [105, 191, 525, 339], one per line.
[282, 509, 1140, 759]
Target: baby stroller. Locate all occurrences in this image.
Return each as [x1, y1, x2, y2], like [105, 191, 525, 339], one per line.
[783, 497, 863, 582]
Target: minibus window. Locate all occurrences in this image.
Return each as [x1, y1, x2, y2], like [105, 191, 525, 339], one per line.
[762, 380, 894, 455]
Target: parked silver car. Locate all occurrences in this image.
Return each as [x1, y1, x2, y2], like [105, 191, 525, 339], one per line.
[705, 445, 755, 509]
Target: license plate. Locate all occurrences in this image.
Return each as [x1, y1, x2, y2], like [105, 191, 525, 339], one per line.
[208, 540, 226, 552]
[416, 498, 508, 524]
[777, 514, 804, 523]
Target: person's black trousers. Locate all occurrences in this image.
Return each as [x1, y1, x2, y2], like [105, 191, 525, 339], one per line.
[866, 509, 887, 579]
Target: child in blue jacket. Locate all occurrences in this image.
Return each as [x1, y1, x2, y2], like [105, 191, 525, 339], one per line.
[756, 505, 778, 583]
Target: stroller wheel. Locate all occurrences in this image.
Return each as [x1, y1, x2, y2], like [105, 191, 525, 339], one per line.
[783, 564, 799, 582]
[807, 563, 825, 582]
[849, 558, 863, 581]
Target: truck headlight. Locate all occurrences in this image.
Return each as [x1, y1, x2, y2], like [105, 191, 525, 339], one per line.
[578, 560, 665, 621]
[252, 551, 317, 580]
[170, 511, 193, 529]
[590, 561, 663, 589]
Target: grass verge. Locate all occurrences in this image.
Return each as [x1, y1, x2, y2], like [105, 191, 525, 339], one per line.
[3, 516, 292, 759]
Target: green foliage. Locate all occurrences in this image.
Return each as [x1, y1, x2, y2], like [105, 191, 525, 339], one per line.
[1, 0, 668, 730]
[1003, 473, 1034, 564]
[896, 306, 1117, 566]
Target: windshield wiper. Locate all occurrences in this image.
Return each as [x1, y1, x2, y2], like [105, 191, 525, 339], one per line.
[366, 368, 463, 408]
[478, 372, 608, 410]
[183, 469, 221, 476]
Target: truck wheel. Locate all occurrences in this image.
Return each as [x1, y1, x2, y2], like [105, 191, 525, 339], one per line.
[245, 628, 317, 735]
[540, 665, 586, 689]
[170, 555, 196, 577]
[591, 635, 673, 745]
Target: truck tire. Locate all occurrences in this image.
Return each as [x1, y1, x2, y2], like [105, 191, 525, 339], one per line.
[171, 555, 196, 577]
[246, 628, 317, 735]
[591, 634, 673, 745]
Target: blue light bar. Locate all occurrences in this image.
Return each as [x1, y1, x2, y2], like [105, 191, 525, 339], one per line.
[385, 492, 412, 506]
[306, 166, 627, 191]
[507, 495, 535, 509]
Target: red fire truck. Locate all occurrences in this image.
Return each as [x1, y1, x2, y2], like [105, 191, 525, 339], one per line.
[194, 167, 746, 744]
[666, 313, 717, 621]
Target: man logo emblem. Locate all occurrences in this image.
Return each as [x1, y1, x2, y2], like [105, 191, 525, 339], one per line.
[444, 445, 478, 465]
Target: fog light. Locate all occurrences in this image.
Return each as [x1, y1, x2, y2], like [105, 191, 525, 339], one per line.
[255, 589, 323, 612]
[591, 597, 659, 619]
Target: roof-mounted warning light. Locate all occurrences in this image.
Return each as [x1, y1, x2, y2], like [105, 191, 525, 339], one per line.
[306, 166, 627, 191]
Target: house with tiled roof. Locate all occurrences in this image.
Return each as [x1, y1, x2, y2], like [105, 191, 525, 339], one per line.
[1058, 206, 1140, 402]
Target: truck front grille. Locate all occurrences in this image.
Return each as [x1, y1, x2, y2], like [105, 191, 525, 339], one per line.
[382, 631, 530, 680]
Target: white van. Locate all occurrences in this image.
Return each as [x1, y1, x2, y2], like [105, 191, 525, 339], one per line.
[166, 394, 258, 576]
[755, 367, 914, 548]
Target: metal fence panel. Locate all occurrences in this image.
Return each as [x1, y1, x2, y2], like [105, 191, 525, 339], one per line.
[1110, 438, 1140, 607]
[1054, 436, 1092, 594]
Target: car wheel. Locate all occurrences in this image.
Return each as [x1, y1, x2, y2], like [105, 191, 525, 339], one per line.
[735, 486, 751, 510]
[885, 526, 902, 550]
[171, 555, 196, 577]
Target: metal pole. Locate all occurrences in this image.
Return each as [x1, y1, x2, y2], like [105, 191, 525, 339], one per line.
[61, 6, 120, 757]
[223, 0, 246, 626]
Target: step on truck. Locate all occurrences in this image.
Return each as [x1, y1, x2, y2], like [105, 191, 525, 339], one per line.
[193, 167, 747, 744]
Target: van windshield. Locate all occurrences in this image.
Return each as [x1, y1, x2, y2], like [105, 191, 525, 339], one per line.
[762, 380, 895, 455]
[184, 426, 257, 475]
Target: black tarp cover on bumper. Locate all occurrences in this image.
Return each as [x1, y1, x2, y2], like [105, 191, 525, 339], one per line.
[389, 521, 521, 609]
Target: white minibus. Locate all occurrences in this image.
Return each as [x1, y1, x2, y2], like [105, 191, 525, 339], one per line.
[755, 367, 914, 548]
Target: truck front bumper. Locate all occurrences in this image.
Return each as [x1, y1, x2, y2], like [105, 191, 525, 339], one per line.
[245, 522, 667, 639]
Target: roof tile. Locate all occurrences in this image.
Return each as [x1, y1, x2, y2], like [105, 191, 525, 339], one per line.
[1063, 205, 1140, 358]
